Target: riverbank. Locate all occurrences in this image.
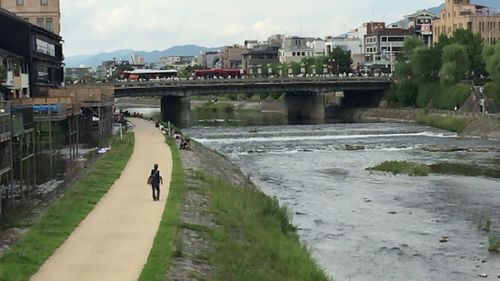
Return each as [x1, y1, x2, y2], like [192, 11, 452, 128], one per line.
[344, 107, 500, 139]
[0, 133, 134, 280]
[166, 137, 330, 280]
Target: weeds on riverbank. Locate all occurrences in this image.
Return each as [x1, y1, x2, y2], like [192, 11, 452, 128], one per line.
[138, 136, 185, 281]
[416, 113, 473, 133]
[367, 161, 430, 176]
[201, 173, 330, 281]
[489, 235, 500, 253]
[0, 133, 134, 281]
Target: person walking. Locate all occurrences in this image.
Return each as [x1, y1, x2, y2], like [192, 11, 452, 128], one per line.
[148, 164, 163, 201]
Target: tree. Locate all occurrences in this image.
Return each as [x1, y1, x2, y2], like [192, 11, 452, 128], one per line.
[439, 44, 469, 85]
[483, 42, 500, 106]
[402, 37, 425, 60]
[410, 46, 441, 82]
[436, 29, 484, 76]
[326, 47, 353, 74]
[178, 65, 203, 78]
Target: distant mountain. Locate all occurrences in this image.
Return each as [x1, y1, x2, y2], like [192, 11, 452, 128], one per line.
[428, 0, 500, 15]
[64, 45, 221, 67]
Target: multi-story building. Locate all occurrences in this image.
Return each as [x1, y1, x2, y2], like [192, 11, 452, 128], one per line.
[158, 56, 195, 70]
[279, 36, 315, 63]
[220, 45, 245, 69]
[196, 51, 221, 69]
[0, 8, 63, 97]
[0, 0, 60, 35]
[364, 23, 414, 72]
[433, 0, 500, 45]
[306, 39, 326, 57]
[1, 48, 30, 98]
[407, 10, 437, 46]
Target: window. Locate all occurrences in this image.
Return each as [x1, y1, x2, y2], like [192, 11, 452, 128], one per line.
[16, 0, 24, 5]
[46, 18, 53, 32]
[37, 18, 45, 28]
[41, 0, 48, 5]
[36, 38, 56, 57]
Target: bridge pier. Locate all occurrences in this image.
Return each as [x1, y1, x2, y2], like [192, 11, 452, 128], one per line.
[284, 92, 326, 121]
[160, 96, 191, 127]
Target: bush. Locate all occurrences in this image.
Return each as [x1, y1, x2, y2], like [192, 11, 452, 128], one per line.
[390, 80, 418, 106]
[484, 82, 500, 108]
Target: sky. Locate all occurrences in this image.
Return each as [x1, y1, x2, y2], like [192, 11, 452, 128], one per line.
[60, 0, 443, 57]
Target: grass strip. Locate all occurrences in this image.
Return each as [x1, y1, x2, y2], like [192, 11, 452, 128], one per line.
[199, 173, 331, 281]
[416, 113, 473, 133]
[0, 133, 134, 281]
[138, 136, 185, 281]
[367, 161, 430, 176]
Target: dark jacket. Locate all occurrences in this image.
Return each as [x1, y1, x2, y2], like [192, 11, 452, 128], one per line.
[150, 169, 161, 185]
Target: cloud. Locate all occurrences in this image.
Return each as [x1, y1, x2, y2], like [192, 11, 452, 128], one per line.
[60, 0, 444, 56]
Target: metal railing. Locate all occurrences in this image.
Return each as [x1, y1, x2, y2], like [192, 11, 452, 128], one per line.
[114, 76, 392, 89]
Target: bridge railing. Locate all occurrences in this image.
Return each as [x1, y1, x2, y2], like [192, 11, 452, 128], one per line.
[114, 76, 392, 88]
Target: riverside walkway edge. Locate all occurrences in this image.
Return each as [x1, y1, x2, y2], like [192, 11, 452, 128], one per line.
[30, 118, 172, 281]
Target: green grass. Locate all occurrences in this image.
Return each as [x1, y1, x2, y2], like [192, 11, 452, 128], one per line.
[138, 136, 186, 281]
[489, 234, 500, 253]
[416, 113, 473, 133]
[367, 161, 430, 176]
[0, 133, 134, 281]
[200, 173, 331, 281]
[429, 163, 500, 179]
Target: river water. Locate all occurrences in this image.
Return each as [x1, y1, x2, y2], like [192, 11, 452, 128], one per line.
[184, 122, 500, 281]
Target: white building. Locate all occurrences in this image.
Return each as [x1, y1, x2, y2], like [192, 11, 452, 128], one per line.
[279, 36, 314, 63]
[306, 39, 326, 56]
[325, 23, 368, 67]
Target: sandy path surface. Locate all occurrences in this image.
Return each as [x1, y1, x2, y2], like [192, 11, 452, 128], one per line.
[31, 118, 172, 281]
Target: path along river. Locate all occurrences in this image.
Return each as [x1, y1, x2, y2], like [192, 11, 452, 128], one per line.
[184, 123, 500, 281]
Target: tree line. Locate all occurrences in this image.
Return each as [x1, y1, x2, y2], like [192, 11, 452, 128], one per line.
[392, 29, 500, 109]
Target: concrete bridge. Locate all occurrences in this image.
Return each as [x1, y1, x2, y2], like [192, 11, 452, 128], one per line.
[113, 77, 392, 126]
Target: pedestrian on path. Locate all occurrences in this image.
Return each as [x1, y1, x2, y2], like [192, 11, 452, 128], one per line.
[148, 164, 163, 201]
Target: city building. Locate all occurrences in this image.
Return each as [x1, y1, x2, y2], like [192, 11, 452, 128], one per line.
[220, 45, 245, 69]
[326, 23, 370, 68]
[158, 56, 195, 70]
[306, 39, 326, 56]
[196, 51, 221, 69]
[0, 0, 60, 35]
[407, 10, 437, 46]
[1, 48, 30, 99]
[0, 8, 63, 97]
[364, 23, 414, 72]
[65, 66, 93, 82]
[279, 36, 314, 63]
[242, 45, 280, 73]
[433, 0, 500, 45]
[130, 54, 145, 65]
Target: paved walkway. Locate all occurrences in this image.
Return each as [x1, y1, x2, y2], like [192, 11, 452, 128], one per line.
[31, 118, 172, 281]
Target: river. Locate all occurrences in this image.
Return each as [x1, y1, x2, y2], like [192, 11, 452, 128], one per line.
[184, 122, 500, 281]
